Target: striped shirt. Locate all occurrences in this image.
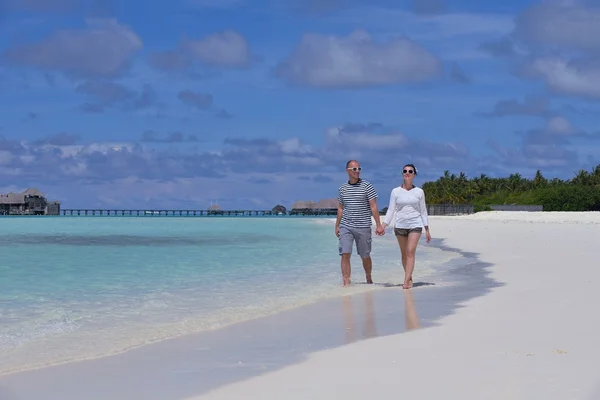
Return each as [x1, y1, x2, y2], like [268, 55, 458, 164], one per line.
[338, 179, 378, 228]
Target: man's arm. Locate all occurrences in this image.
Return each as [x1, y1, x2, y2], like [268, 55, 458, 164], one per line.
[369, 198, 382, 230]
[335, 201, 343, 236]
[365, 182, 382, 232]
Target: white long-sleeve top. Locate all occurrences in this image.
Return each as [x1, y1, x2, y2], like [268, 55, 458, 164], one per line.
[383, 186, 429, 229]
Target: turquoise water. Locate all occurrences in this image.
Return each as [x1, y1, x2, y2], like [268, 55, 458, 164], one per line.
[0, 217, 460, 375]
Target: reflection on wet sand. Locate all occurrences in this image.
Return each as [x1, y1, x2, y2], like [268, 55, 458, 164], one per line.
[403, 289, 420, 331]
[342, 289, 421, 344]
[342, 295, 356, 344]
[342, 293, 378, 344]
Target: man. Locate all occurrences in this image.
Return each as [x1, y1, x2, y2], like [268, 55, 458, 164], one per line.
[335, 160, 384, 286]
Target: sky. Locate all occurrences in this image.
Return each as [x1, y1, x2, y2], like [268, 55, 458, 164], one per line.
[0, 0, 599, 209]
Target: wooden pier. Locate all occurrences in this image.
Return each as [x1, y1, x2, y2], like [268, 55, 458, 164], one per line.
[59, 208, 340, 216]
[51, 204, 475, 217]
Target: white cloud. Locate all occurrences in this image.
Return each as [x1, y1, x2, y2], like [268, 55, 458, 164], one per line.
[31, 142, 136, 158]
[324, 126, 409, 150]
[547, 116, 575, 136]
[19, 154, 35, 164]
[516, 0, 600, 52]
[149, 30, 253, 72]
[4, 119, 592, 208]
[0, 123, 467, 190]
[184, 30, 251, 68]
[417, 12, 514, 38]
[510, 1, 600, 101]
[279, 137, 314, 154]
[282, 155, 322, 166]
[529, 57, 600, 99]
[489, 140, 578, 169]
[325, 8, 514, 39]
[3, 19, 142, 78]
[0, 151, 14, 165]
[277, 29, 440, 88]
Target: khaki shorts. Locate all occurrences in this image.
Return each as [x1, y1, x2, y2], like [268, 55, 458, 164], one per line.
[394, 227, 423, 236]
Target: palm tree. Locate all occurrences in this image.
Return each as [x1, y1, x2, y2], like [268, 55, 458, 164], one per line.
[592, 164, 600, 185]
[571, 169, 591, 185]
[532, 170, 547, 188]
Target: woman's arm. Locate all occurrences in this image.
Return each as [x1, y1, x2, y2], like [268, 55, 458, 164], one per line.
[419, 189, 429, 229]
[382, 189, 396, 228]
[420, 189, 431, 242]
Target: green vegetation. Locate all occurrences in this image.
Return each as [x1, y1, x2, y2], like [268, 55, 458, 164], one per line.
[421, 165, 600, 212]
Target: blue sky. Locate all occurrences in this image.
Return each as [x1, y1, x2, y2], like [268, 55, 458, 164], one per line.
[1, 0, 599, 209]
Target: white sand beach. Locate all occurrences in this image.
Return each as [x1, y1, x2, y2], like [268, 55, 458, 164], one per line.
[2, 211, 599, 400]
[190, 211, 600, 400]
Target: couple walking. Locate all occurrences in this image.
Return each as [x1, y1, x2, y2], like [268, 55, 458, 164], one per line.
[335, 160, 431, 289]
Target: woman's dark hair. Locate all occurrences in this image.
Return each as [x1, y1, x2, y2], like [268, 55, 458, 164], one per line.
[403, 163, 418, 175]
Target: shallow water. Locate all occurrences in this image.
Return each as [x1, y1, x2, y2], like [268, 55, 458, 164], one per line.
[0, 216, 459, 375]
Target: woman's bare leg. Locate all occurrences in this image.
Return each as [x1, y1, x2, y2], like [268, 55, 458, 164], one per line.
[402, 232, 422, 289]
[396, 235, 408, 278]
[396, 235, 408, 287]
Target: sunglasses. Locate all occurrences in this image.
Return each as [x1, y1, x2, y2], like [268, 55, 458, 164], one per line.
[347, 167, 362, 172]
[403, 169, 415, 174]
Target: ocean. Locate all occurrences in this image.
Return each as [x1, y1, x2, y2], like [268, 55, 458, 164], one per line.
[0, 216, 463, 376]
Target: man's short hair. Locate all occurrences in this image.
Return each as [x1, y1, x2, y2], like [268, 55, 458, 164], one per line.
[346, 160, 358, 168]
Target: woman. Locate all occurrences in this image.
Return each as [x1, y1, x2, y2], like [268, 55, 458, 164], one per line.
[382, 164, 431, 289]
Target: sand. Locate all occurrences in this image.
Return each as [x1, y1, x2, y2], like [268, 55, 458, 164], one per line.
[1, 211, 599, 400]
[188, 211, 600, 400]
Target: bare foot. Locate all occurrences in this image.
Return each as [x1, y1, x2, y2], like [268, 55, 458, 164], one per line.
[343, 279, 351, 286]
[366, 275, 373, 284]
[402, 277, 413, 289]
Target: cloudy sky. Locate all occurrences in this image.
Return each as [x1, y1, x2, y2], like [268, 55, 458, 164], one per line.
[0, 0, 599, 209]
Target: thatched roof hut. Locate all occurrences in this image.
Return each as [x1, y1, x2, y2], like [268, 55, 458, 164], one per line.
[0, 193, 25, 204]
[0, 188, 45, 204]
[291, 198, 338, 210]
[315, 198, 338, 209]
[23, 188, 44, 197]
[291, 200, 317, 209]
[272, 204, 287, 213]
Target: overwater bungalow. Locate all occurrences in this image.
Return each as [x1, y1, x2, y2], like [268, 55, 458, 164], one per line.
[0, 188, 60, 215]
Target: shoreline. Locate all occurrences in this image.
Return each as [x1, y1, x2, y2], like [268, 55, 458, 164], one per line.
[3, 211, 599, 399]
[0, 216, 456, 378]
[0, 220, 491, 399]
[191, 211, 600, 400]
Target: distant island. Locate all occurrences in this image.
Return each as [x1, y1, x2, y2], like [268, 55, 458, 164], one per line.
[422, 164, 600, 212]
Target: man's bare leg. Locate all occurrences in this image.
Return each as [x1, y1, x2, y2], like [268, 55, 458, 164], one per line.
[341, 253, 351, 286]
[361, 256, 373, 284]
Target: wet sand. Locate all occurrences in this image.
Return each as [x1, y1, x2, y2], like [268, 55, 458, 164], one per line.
[0, 225, 491, 400]
[191, 212, 600, 400]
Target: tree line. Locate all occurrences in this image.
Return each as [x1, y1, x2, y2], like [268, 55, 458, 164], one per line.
[420, 164, 600, 212]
